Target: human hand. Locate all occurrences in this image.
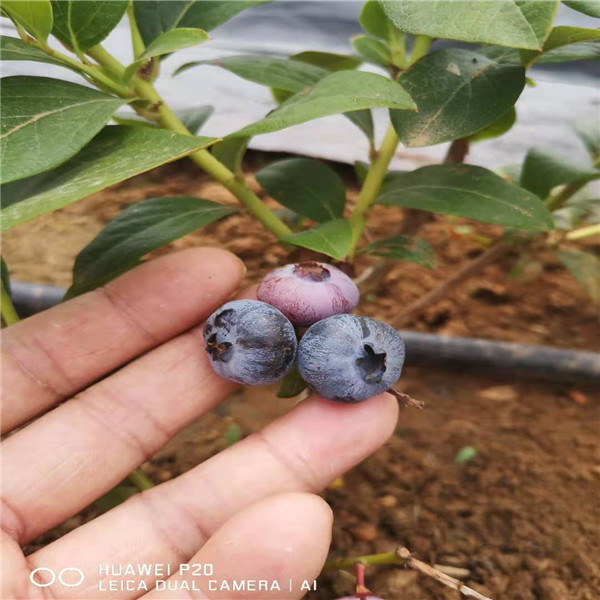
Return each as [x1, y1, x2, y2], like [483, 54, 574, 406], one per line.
[1, 248, 398, 599]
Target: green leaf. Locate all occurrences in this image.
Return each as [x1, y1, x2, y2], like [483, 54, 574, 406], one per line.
[470, 107, 517, 143]
[455, 446, 478, 464]
[391, 49, 525, 147]
[290, 51, 362, 72]
[360, 235, 435, 268]
[476, 45, 521, 63]
[479, 39, 600, 65]
[1, 126, 215, 230]
[346, 109, 375, 144]
[557, 249, 600, 305]
[175, 55, 327, 91]
[277, 363, 307, 398]
[256, 158, 345, 223]
[563, 0, 600, 18]
[283, 219, 352, 260]
[232, 70, 415, 137]
[574, 120, 600, 161]
[211, 136, 249, 173]
[542, 26, 600, 51]
[269, 52, 373, 143]
[177, 56, 377, 143]
[139, 27, 209, 59]
[377, 164, 555, 231]
[66, 196, 235, 298]
[537, 40, 600, 63]
[2, 0, 53, 41]
[521, 26, 600, 65]
[0, 76, 125, 184]
[50, 1, 128, 52]
[520, 148, 600, 199]
[112, 106, 214, 134]
[134, 1, 265, 45]
[0, 35, 77, 71]
[379, 0, 558, 50]
[360, 0, 395, 40]
[351, 35, 392, 66]
[178, 105, 213, 134]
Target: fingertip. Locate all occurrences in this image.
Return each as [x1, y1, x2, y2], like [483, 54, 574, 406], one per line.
[371, 391, 400, 440]
[307, 391, 399, 439]
[166, 246, 246, 284]
[274, 492, 334, 529]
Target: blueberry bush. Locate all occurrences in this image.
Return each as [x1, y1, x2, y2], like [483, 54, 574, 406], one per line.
[1, 0, 599, 317]
[2, 2, 598, 594]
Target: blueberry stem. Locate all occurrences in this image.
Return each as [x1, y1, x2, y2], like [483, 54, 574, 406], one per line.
[347, 36, 432, 262]
[388, 389, 425, 409]
[85, 44, 293, 242]
[348, 125, 400, 260]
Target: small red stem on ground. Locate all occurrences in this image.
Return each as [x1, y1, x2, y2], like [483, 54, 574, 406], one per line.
[355, 563, 371, 600]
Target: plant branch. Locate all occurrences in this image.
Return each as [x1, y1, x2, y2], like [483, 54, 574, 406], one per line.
[391, 241, 510, 328]
[566, 223, 600, 241]
[546, 180, 590, 212]
[322, 551, 401, 573]
[127, 3, 146, 59]
[389, 30, 408, 69]
[395, 547, 493, 600]
[349, 125, 400, 259]
[86, 46, 292, 240]
[410, 35, 433, 64]
[127, 468, 155, 491]
[347, 35, 433, 262]
[444, 137, 470, 164]
[1, 281, 20, 325]
[16, 35, 131, 96]
[323, 547, 492, 600]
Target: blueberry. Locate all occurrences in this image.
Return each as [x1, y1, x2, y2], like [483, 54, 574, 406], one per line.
[203, 300, 297, 386]
[297, 314, 405, 402]
[258, 261, 360, 327]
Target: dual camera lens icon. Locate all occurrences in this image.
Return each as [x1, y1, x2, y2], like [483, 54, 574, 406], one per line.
[29, 567, 85, 588]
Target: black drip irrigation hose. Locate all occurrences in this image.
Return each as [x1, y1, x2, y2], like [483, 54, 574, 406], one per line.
[10, 281, 600, 385]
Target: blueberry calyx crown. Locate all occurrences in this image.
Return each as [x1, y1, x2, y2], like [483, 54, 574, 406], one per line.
[293, 261, 331, 282]
[205, 333, 232, 362]
[356, 344, 387, 383]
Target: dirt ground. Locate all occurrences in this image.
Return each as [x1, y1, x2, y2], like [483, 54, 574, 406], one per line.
[6, 153, 600, 600]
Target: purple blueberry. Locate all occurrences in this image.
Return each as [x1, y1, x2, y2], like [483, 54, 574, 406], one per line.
[257, 261, 359, 327]
[203, 300, 297, 386]
[297, 314, 405, 402]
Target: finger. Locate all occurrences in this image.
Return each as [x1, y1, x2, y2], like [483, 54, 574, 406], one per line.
[1, 325, 235, 544]
[1, 248, 245, 433]
[2, 281, 258, 543]
[143, 493, 332, 599]
[28, 393, 398, 599]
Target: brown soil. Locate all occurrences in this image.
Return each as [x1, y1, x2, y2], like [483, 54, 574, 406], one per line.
[7, 154, 600, 600]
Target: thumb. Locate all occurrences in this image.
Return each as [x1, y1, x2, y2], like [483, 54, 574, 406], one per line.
[143, 492, 332, 599]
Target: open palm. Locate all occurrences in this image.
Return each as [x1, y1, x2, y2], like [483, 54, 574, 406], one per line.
[1, 248, 398, 599]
